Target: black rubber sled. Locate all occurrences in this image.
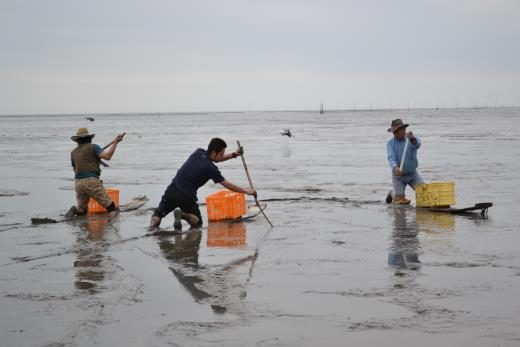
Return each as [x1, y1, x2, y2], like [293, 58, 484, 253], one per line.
[385, 191, 492, 216]
[417, 202, 493, 216]
[31, 196, 149, 224]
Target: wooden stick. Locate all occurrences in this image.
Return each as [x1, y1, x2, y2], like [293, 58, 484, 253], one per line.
[102, 132, 126, 150]
[100, 133, 126, 167]
[237, 141, 273, 227]
[102, 141, 115, 151]
[399, 137, 410, 172]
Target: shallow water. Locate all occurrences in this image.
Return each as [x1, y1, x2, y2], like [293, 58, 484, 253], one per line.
[1, 109, 520, 346]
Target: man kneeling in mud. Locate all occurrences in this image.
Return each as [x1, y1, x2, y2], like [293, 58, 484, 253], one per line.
[386, 119, 425, 204]
[66, 128, 125, 218]
[149, 138, 256, 231]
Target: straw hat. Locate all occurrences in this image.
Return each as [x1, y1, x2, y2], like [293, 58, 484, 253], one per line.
[387, 119, 409, 133]
[71, 128, 95, 141]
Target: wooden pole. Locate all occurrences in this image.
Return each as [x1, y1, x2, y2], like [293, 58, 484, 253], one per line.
[399, 137, 410, 172]
[100, 132, 126, 167]
[102, 132, 126, 150]
[237, 141, 273, 227]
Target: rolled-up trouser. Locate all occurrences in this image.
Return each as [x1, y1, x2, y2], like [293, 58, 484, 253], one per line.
[75, 177, 114, 212]
[392, 170, 425, 196]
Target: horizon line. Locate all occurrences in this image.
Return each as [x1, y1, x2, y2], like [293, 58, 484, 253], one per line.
[0, 105, 518, 118]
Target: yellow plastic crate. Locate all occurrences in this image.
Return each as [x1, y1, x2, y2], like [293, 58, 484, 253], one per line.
[206, 190, 246, 221]
[415, 182, 455, 207]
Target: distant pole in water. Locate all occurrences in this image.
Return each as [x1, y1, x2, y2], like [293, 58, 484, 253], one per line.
[320, 102, 324, 114]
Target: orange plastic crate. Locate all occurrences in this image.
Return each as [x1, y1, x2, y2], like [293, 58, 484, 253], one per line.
[206, 190, 246, 221]
[88, 188, 119, 214]
[207, 222, 246, 248]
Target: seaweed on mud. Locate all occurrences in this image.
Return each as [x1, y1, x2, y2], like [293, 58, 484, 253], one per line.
[5, 292, 75, 302]
[0, 223, 23, 232]
[154, 320, 232, 341]
[0, 189, 30, 197]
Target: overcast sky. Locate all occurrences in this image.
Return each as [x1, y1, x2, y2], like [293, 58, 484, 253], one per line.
[1, 0, 519, 115]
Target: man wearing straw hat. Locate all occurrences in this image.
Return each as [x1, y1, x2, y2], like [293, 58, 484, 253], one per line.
[65, 128, 125, 218]
[386, 119, 424, 205]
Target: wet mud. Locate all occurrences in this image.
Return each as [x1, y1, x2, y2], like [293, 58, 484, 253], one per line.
[1, 109, 520, 346]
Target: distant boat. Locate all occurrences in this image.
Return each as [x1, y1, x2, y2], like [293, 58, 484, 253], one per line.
[320, 102, 324, 114]
[85, 116, 95, 122]
[281, 129, 292, 137]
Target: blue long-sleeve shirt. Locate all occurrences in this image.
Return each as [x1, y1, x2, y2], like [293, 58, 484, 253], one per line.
[387, 136, 421, 175]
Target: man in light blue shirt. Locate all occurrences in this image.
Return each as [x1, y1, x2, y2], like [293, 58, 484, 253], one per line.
[386, 119, 424, 204]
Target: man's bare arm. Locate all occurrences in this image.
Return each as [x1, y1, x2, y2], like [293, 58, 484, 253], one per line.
[220, 180, 255, 195]
[216, 145, 244, 162]
[100, 133, 125, 160]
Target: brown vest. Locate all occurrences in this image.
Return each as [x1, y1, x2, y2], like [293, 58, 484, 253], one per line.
[71, 144, 101, 176]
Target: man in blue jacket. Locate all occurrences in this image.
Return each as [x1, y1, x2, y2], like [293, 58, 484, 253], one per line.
[386, 119, 424, 204]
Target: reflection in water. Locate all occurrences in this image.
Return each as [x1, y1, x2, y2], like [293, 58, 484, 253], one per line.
[158, 229, 202, 267]
[157, 229, 210, 300]
[282, 144, 292, 158]
[415, 209, 455, 234]
[207, 222, 247, 248]
[73, 217, 112, 294]
[158, 222, 253, 308]
[388, 207, 421, 270]
[415, 209, 456, 251]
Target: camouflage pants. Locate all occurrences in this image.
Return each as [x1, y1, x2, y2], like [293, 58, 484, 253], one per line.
[75, 177, 113, 212]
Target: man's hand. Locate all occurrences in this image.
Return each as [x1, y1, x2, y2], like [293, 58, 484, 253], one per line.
[245, 188, 256, 196]
[394, 167, 403, 177]
[407, 131, 414, 141]
[235, 146, 244, 157]
[115, 133, 125, 143]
